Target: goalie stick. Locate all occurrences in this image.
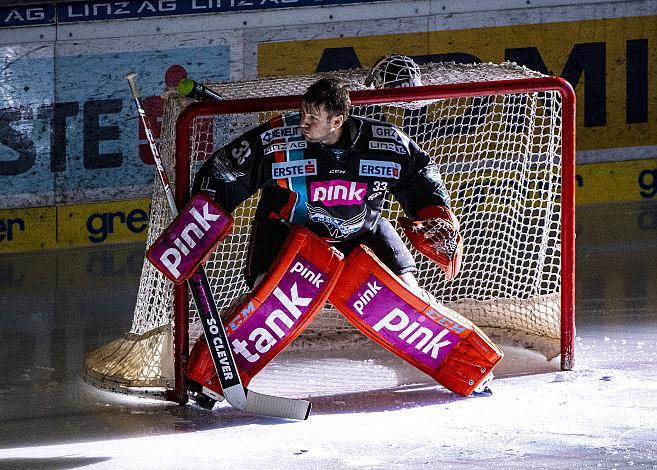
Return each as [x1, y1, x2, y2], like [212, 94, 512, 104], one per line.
[124, 72, 311, 420]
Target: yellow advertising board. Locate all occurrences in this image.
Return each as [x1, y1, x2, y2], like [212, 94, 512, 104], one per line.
[576, 158, 657, 205]
[258, 15, 657, 152]
[0, 199, 151, 253]
[0, 206, 57, 252]
[58, 199, 151, 248]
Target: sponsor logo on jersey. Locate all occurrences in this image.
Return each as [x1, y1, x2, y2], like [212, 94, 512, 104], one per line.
[359, 159, 401, 179]
[306, 204, 367, 239]
[264, 140, 307, 155]
[260, 125, 301, 144]
[371, 125, 409, 145]
[310, 180, 366, 206]
[271, 159, 317, 179]
[369, 140, 407, 155]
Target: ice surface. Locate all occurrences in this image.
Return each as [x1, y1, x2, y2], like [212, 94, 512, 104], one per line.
[1, 203, 656, 469]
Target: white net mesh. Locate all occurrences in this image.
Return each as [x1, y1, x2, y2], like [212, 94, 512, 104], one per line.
[83, 62, 566, 397]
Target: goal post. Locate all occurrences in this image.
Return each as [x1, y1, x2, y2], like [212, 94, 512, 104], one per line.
[82, 62, 575, 404]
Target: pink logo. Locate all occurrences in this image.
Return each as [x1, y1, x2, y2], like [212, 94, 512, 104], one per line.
[146, 193, 233, 283]
[346, 274, 460, 368]
[310, 180, 366, 206]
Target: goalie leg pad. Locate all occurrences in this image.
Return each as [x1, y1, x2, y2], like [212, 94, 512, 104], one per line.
[147, 192, 233, 284]
[328, 245, 503, 396]
[187, 226, 344, 396]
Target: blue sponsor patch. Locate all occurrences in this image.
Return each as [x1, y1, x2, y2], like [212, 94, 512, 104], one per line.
[260, 125, 301, 144]
[359, 160, 401, 179]
[272, 159, 317, 179]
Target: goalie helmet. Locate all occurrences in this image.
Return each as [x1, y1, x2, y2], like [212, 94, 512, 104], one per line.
[365, 55, 423, 88]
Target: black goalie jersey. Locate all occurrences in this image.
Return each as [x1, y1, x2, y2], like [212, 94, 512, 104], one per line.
[193, 112, 450, 242]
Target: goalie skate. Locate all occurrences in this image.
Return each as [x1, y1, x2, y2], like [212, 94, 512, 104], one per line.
[472, 372, 494, 396]
[187, 379, 225, 410]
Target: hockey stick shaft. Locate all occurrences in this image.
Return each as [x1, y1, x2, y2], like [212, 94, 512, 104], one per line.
[123, 72, 243, 401]
[124, 72, 178, 218]
[124, 72, 310, 420]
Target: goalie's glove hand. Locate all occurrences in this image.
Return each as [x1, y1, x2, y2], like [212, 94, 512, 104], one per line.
[398, 205, 463, 280]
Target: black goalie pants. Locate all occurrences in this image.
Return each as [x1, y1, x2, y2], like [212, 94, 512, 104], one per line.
[244, 217, 417, 288]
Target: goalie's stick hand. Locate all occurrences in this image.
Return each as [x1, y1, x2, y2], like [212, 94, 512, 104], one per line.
[124, 71, 311, 420]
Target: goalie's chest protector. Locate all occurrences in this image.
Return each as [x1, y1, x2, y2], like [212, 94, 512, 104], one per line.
[266, 114, 407, 241]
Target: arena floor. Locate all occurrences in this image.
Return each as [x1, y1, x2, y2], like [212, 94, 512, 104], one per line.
[1, 201, 656, 469]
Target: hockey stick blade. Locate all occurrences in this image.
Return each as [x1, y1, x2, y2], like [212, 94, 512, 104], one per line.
[245, 390, 311, 421]
[124, 71, 311, 421]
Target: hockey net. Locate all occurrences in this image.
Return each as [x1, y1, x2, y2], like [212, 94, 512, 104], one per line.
[82, 62, 575, 402]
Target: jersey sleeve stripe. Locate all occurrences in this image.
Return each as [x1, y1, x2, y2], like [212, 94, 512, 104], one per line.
[282, 113, 309, 225]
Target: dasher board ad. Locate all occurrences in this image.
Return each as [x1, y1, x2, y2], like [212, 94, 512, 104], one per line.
[0, 198, 151, 253]
[0, 41, 230, 209]
[0, 0, 375, 28]
[257, 13, 656, 205]
[258, 14, 656, 154]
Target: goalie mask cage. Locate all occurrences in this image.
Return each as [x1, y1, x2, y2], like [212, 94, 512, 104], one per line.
[82, 62, 575, 404]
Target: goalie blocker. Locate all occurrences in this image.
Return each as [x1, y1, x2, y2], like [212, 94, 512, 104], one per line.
[147, 192, 233, 284]
[329, 245, 503, 396]
[187, 226, 344, 401]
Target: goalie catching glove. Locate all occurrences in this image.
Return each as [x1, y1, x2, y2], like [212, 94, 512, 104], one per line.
[398, 205, 463, 280]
